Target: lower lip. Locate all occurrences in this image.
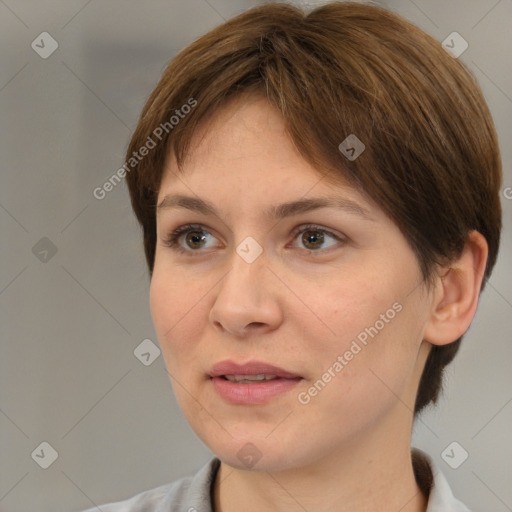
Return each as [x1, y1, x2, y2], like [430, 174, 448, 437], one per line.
[211, 376, 302, 404]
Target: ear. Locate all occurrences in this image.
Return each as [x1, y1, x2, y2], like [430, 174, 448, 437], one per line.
[423, 231, 489, 346]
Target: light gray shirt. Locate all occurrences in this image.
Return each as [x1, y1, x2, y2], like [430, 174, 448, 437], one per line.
[79, 450, 470, 512]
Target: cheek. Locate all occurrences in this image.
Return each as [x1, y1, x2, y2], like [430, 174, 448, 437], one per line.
[299, 261, 423, 393]
[149, 266, 207, 369]
[304, 268, 396, 346]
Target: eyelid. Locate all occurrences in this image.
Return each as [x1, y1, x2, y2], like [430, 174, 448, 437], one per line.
[288, 223, 345, 242]
[286, 223, 347, 254]
[161, 223, 221, 253]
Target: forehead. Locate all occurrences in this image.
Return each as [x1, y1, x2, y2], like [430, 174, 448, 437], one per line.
[160, 94, 355, 194]
[155, 96, 396, 235]
[178, 95, 299, 168]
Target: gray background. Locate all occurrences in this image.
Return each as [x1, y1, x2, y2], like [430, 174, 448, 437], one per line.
[0, 0, 510, 511]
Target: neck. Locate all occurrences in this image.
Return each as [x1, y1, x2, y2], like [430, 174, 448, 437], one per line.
[212, 409, 428, 512]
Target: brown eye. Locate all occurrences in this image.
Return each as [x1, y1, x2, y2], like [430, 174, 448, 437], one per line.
[185, 230, 207, 249]
[163, 224, 218, 254]
[302, 229, 325, 250]
[289, 224, 343, 252]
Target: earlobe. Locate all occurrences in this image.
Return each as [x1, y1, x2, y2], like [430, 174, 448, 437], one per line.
[424, 231, 488, 346]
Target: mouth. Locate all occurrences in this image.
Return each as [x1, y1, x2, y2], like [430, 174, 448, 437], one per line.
[209, 360, 303, 404]
[221, 374, 282, 383]
[209, 360, 302, 379]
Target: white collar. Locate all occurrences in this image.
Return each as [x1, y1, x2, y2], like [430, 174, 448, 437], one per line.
[413, 449, 471, 511]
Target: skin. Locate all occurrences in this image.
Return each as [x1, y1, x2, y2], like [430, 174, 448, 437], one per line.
[150, 94, 487, 512]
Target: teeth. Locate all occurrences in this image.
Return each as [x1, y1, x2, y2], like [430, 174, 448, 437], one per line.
[224, 374, 278, 383]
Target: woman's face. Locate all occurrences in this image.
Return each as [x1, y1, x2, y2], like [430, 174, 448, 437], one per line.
[150, 95, 434, 471]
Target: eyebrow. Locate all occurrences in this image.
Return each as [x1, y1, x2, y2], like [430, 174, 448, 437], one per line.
[157, 194, 373, 221]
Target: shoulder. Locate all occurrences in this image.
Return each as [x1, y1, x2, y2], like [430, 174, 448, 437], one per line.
[79, 480, 182, 512]
[77, 457, 220, 512]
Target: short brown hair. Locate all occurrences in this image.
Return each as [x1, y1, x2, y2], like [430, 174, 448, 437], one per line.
[124, 2, 502, 414]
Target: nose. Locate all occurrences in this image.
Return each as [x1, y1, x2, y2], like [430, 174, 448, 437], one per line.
[209, 251, 283, 337]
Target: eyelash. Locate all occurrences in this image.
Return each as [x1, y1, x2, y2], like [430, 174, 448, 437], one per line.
[162, 223, 346, 256]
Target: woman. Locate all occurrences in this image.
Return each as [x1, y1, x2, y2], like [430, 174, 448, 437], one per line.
[82, 2, 502, 510]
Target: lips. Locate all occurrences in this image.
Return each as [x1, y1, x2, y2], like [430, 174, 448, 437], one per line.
[209, 360, 301, 380]
[209, 360, 303, 404]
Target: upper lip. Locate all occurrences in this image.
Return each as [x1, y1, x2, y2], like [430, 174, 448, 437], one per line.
[209, 360, 301, 379]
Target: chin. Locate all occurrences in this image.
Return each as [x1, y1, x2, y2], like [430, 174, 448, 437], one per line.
[218, 448, 294, 472]
[201, 431, 308, 472]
